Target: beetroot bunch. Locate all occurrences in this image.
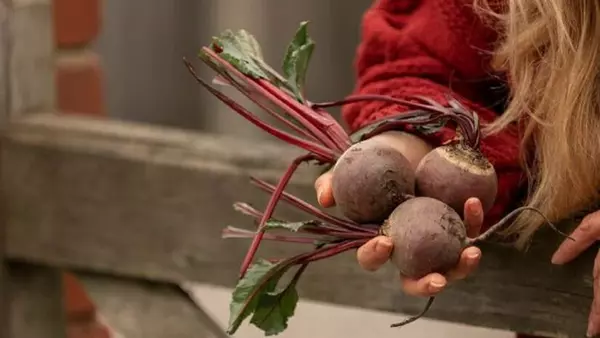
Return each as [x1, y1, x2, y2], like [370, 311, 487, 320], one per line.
[184, 22, 567, 336]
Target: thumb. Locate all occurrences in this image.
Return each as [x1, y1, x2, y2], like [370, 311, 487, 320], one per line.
[314, 171, 335, 207]
[357, 236, 393, 271]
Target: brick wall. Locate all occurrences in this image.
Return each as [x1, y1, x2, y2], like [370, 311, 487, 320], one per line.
[53, 0, 110, 337]
[54, 0, 105, 116]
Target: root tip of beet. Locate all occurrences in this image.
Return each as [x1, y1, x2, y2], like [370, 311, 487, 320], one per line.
[389, 296, 435, 328]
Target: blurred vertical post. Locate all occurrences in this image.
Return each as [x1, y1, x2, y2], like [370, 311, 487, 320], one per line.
[0, 1, 10, 335]
[0, 0, 68, 337]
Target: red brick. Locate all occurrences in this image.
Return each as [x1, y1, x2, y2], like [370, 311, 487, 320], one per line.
[53, 0, 101, 48]
[63, 273, 97, 322]
[56, 51, 105, 116]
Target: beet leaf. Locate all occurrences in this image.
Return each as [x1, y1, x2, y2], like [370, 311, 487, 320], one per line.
[227, 259, 296, 335]
[210, 29, 269, 80]
[225, 237, 367, 336]
[282, 21, 315, 103]
[248, 269, 301, 336]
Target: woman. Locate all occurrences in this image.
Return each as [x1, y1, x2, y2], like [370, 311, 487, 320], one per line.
[313, 0, 600, 337]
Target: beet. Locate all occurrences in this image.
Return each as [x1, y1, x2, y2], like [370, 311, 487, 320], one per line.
[415, 143, 498, 216]
[331, 142, 416, 224]
[381, 197, 466, 278]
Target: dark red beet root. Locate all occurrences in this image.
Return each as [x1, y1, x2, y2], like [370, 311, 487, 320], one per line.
[331, 142, 415, 224]
[415, 143, 498, 216]
[381, 196, 467, 279]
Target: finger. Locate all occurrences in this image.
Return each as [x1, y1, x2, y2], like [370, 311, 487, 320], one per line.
[314, 171, 335, 207]
[463, 197, 484, 238]
[400, 273, 447, 297]
[588, 251, 600, 337]
[446, 246, 482, 281]
[356, 236, 393, 271]
[552, 213, 600, 265]
[589, 299, 600, 338]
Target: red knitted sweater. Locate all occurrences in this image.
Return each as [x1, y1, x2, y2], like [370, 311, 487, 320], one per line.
[342, 0, 525, 230]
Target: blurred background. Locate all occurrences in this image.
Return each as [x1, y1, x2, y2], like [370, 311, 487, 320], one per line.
[93, 0, 370, 138]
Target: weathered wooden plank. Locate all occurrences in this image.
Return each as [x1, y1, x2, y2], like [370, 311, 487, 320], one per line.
[0, 0, 9, 126]
[0, 146, 7, 338]
[1, 113, 595, 337]
[75, 272, 229, 338]
[6, 263, 67, 338]
[8, 0, 55, 116]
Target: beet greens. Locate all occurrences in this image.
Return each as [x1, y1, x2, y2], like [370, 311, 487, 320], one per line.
[182, 21, 553, 336]
[184, 21, 481, 276]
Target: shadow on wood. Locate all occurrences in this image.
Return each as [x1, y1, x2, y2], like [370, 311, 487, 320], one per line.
[6, 263, 67, 338]
[75, 271, 229, 338]
[0, 113, 595, 337]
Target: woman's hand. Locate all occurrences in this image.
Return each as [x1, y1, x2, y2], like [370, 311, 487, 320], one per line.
[314, 169, 484, 297]
[551, 210, 600, 337]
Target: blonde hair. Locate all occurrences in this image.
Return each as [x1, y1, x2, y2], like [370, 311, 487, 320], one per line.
[476, 0, 600, 248]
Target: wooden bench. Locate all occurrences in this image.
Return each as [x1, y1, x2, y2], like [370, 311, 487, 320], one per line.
[0, 1, 595, 338]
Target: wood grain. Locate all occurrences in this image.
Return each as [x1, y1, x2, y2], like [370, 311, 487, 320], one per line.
[1, 113, 595, 337]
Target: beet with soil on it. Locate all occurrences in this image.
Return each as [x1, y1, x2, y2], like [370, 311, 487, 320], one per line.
[381, 196, 466, 279]
[415, 142, 498, 216]
[331, 142, 416, 224]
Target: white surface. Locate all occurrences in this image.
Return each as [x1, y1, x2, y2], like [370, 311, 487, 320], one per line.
[183, 283, 515, 338]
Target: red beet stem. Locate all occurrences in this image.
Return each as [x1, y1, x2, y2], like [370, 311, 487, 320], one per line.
[233, 202, 264, 219]
[259, 80, 351, 152]
[320, 232, 374, 240]
[223, 225, 371, 243]
[211, 71, 320, 143]
[312, 106, 352, 149]
[222, 226, 319, 244]
[466, 206, 574, 245]
[312, 94, 451, 115]
[312, 94, 481, 149]
[290, 263, 309, 285]
[232, 201, 348, 233]
[239, 154, 315, 278]
[198, 48, 347, 153]
[359, 114, 448, 141]
[183, 58, 334, 161]
[303, 239, 368, 263]
[249, 176, 376, 234]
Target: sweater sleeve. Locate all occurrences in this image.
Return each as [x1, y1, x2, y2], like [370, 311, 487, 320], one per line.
[343, 0, 526, 229]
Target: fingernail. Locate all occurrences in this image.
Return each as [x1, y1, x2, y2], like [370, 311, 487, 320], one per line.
[429, 277, 446, 292]
[467, 251, 481, 260]
[316, 187, 324, 205]
[588, 323, 598, 337]
[375, 238, 393, 252]
[551, 252, 562, 265]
